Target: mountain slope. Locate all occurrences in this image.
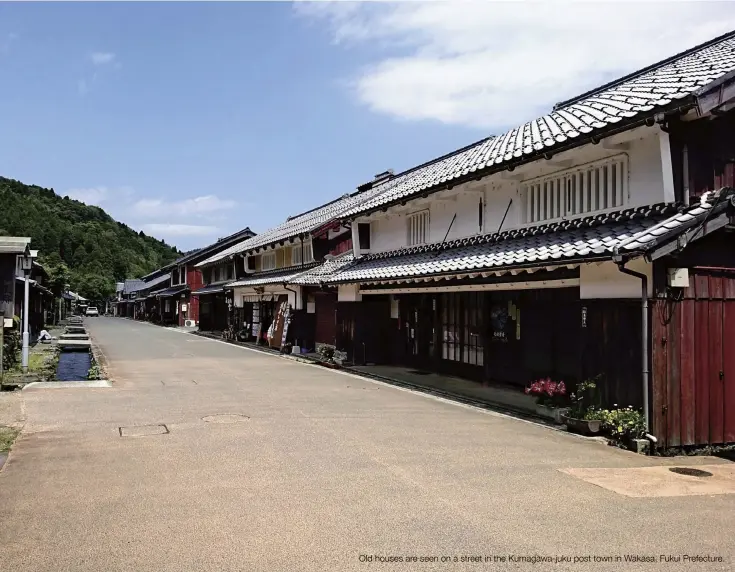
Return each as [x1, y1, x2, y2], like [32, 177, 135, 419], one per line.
[0, 176, 180, 300]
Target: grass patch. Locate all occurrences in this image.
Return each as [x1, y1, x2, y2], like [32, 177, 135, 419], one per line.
[0, 426, 19, 453]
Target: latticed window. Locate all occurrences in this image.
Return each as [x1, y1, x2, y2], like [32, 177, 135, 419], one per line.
[521, 155, 628, 224]
[407, 210, 429, 246]
[292, 241, 313, 266]
[261, 252, 276, 271]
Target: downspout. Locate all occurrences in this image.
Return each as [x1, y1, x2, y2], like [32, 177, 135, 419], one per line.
[613, 257, 655, 445]
[682, 144, 690, 207]
[283, 282, 299, 353]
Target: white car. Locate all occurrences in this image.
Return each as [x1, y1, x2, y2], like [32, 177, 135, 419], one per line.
[85, 307, 99, 317]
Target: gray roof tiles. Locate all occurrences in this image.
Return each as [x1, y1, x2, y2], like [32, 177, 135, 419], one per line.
[327, 196, 728, 284]
[340, 32, 735, 219]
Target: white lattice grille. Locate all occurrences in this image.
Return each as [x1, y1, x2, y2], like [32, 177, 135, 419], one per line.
[407, 210, 429, 246]
[522, 156, 628, 224]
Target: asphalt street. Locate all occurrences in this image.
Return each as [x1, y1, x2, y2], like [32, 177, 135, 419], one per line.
[0, 317, 733, 572]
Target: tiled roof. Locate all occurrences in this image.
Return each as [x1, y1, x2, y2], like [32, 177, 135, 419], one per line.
[340, 31, 735, 219]
[289, 253, 355, 286]
[327, 200, 722, 284]
[226, 263, 320, 288]
[123, 279, 146, 294]
[154, 284, 189, 298]
[191, 283, 227, 296]
[196, 188, 387, 267]
[141, 273, 171, 291]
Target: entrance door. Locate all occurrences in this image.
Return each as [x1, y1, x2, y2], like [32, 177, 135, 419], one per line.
[400, 295, 434, 367]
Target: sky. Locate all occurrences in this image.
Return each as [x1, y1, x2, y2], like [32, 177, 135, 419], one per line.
[2, 1, 735, 251]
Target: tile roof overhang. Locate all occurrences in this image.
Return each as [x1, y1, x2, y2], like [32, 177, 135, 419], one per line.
[225, 263, 320, 289]
[141, 273, 172, 291]
[154, 284, 189, 298]
[122, 279, 146, 295]
[15, 276, 53, 296]
[191, 283, 228, 296]
[328, 195, 734, 286]
[338, 31, 735, 221]
[289, 253, 355, 286]
[196, 186, 388, 268]
[0, 237, 31, 254]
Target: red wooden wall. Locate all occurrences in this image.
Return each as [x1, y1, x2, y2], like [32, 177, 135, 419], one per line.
[652, 268, 735, 448]
[185, 266, 204, 325]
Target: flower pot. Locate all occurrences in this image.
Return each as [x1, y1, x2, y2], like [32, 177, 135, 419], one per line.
[536, 405, 570, 424]
[562, 415, 602, 436]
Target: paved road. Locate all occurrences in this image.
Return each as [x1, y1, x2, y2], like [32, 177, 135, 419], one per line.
[1, 318, 733, 571]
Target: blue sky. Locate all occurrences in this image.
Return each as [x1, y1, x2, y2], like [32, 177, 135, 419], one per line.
[2, 2, 735, 251]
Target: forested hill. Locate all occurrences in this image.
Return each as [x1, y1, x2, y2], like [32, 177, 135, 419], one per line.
[0, 176, 180, 300]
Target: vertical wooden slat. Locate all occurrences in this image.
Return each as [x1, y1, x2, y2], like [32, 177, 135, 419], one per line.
[615, 161, 624, 207]
[525, 187, 531, 223]
[667, 301, 681, 448]
[579, 172, 586, 214]
[606, 164, 613, 209]
[724, 297, 735, 443]
[694, 293, 711, 444]
[679, 299, 696, 445]
[651, 300, 669, 446]
[709, 274, 725, 445]
[621, 159, 628, 203]
[591, 168, 599, 211]
[550, 180, 556, 220]
[535, 185, 541, 222]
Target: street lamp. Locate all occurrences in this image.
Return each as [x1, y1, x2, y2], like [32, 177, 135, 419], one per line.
[19, 246, 37, 374]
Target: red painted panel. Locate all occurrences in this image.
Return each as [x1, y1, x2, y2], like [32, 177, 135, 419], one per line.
[651, 301, 669, 446]
[709, 300, 724, 444]
[679, 299, 696, 445]
[694, 298, 711, 445]
[709, 274, 724, 300]
[724, 300, 735, 443]
[667, 303, 681, 448]
[724, 275, 735, 300]
[695, 274, 709, 299]
[186, 267, 204, 324]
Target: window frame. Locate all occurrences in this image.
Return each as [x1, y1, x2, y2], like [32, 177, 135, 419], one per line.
[406, 210, 430, 247]
[261, 251, 277, 271]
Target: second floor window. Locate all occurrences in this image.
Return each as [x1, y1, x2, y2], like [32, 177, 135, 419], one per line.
[291, 241, 313, 266]
[261, 252, 276, 271]
[407, 210, 429, 246]
[521, 155, 628, 224]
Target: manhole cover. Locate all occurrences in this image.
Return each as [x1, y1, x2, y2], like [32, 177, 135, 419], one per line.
[201, 414, 250, 424]
[669, 467, 713, 478]
[119, 424, 169, 437]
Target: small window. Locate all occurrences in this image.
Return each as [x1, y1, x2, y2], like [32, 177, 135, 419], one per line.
[303, 242, 313, 263]
[406, 210, 429, 246]
[179, 266, 186, 284]
[292, 246, 302, 266]
[226, 264, 234, 280]
[262, 252, 276, 271]
[358, 223, 371, 250]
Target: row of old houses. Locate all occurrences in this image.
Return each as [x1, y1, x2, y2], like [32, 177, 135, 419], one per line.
[118, 31, 735, 450]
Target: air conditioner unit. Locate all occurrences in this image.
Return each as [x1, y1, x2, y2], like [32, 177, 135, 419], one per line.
[184, 319, 197, 327]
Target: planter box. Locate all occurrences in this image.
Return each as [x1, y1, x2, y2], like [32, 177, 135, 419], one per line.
[562, 416, 602, 436]
[627, 438, 650, 455]
[535, 405, 570, 423]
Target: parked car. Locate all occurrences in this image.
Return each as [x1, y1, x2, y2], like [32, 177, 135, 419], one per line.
[85, 306, 99, 317]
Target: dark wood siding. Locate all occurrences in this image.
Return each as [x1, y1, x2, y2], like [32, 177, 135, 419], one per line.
[652, 267, 735, 448]
[314, 292, 337, 346]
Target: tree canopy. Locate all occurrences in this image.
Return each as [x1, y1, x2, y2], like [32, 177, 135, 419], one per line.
[0, 176, 180, 301]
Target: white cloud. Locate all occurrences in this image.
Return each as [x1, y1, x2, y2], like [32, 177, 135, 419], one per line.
[132, 195, 237, 217]
[141, 224, 220, 237]
[66, 186, 109, 206]
[299, 1, 735, 129]
[90, 52, 115, 65]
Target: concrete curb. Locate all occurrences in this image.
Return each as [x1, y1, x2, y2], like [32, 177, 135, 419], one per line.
[22, 380, 113, 390]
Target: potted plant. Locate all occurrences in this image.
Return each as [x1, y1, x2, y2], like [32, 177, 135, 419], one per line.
[524, 378, 569, 423]
[598, 406, 648, 452]
[562, 376, 603, 435]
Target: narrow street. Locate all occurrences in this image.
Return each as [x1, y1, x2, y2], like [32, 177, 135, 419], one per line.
[0, 318, 733, 571]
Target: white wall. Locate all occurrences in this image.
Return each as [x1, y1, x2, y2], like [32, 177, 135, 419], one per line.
[579, 258, 652, 299]
[361, 126, 671, 255]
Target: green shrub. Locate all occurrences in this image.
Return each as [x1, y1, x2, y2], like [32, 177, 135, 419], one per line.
[316, 344, 336, 362]
[2, 316, 21, 371]
[597, 406, 646, 440]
